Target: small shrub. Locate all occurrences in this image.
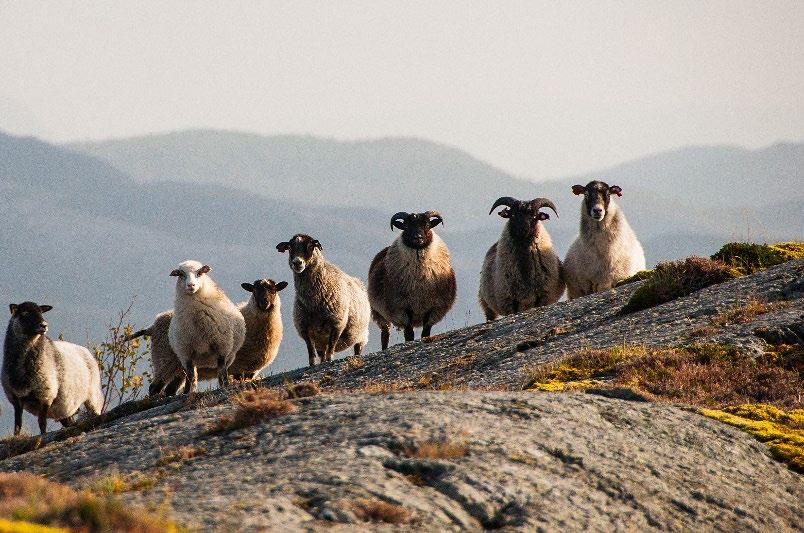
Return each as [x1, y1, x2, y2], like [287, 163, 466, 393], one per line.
[344, 356, 364, 371]
[402, 439, 467, 459]
[0, 473, 181, 532]
[0, 435, 42, 460]
[206, 389, 297, 434]
[90, 300, 151, 412]
[699, 404, 803, 473]
[711, 241, 804, 275]
[351, 499, 412, 524]
[622, 257, 739, 314]
[710, 299, 786, 326]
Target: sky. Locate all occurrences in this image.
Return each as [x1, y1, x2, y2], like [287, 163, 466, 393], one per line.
[0, 1, 802, 179]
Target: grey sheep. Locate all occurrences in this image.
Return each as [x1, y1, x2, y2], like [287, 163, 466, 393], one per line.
[563, 181, 646, 299]
[368, 211, 457, 350]
[277, 234, 370, 366]
[479, 197, 564, 320]
[2, 302, 103, 435]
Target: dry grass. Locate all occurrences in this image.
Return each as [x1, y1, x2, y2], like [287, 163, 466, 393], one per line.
[0, 435, 42, 460]
[526, 344, 802, 409]
[0, 472, 181, 532]
[710, 299, 787, 326]
[402, 439, 468, 459]
[158, 445, 206, 466]
[206, 389, 297, 434]
[87, 470, 157, 494]
[344, 356, 365, 371]
[351, 499, 413, 524]
[622, 257, 739, 314]
[359, 380, 416, 394]
[285, 382, 321, 399]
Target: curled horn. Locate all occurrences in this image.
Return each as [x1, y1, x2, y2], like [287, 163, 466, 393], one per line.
[390, 212, 409, 231]
[532, 198, 559, 218]
[489, 197, 519, 215]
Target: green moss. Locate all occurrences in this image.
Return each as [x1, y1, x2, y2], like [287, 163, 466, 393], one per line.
[622, 256, 739, 314]
[700, 404, 804, 472]
[615, 270, 654, 287]
[711, 241, 804, 275]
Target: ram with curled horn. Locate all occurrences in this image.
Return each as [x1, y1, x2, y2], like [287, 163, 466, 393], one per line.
[369, 210, 456, 350]
[478, 195, 565, 321]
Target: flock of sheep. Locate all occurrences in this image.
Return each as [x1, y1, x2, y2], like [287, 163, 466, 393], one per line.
[2, 180, 645, 435]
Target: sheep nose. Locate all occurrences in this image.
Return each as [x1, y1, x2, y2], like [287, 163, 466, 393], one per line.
[35, 322, 47, 333]
[592, 207, 604, 217]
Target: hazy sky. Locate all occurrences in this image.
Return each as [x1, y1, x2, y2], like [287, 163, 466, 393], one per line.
[1, 1, 801, 178]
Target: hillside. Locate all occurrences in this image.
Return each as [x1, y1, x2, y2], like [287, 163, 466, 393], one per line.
[1, 259, 802, 531]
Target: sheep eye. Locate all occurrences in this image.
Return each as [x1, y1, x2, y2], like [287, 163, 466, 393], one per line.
[196, 270, 204, 276]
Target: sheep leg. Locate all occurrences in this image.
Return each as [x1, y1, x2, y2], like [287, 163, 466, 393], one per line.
[37, 401, 51, 435]
[324, 329, 341, 363]
[404, 310, 415, 342]
[148, 378, 165, 397]
[512, 299, 520, 314]
[380, 326, 390, 350]
[11, 395, 23, 436]
[421, 310, 435, 339]
[354, 343, 364, 356]
[163, 375, 184, 397]
[60, 415, 76, 428]
[183, 361, 198, 394]
[304, 336, 316, 367]
[480, 299, 497, 322]
[217, 353, 230, 388]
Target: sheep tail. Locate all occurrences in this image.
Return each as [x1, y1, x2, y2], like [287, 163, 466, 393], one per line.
[124, 328, 150, 342]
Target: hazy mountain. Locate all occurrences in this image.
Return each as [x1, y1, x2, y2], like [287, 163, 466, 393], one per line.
[1, 130, 801, 433]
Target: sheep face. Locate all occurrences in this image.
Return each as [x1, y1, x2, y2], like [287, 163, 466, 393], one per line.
[390, 211, 443, 250]
[8, 301, 52, 337]
[489, 197, 558, 241]
[572, 181, 622, 221]
[170, 260, 211, 295]
[241, 279, 288, 311]
[276, 234, 322, 274]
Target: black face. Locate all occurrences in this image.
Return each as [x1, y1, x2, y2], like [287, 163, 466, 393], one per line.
[9, 301, 52, 337]
[241, 279, 288, 311]
[572, 180, 622, 221]
[276, 234, 322, 274]
[391, 211, 443, 249]
[489, 197, 558, 241]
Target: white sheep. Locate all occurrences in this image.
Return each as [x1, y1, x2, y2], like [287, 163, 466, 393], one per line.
[563, 181, 646, 299]
[167, 260, 246, 393]
[2, 302, 103, 435]
[276, 234, 370, 366]
[368, 211, 457, 349]
[479, 197, 564, 320]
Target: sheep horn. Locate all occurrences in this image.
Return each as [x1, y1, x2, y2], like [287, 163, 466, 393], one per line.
[532, 198, 559, 218]
[390, 212, 409, 231]
[489, 197, 519, 215]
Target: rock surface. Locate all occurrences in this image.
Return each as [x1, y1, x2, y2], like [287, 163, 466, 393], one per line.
[1, 259, 802, 532]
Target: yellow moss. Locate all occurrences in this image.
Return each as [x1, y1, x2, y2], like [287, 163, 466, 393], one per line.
[530, 379, 602, 392]
[0, 520, 68, 533]
[700, 404, 804, 472]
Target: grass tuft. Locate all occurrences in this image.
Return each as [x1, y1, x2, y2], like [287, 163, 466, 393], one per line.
[206, 389, 297, 434]
[710, 299, 786, 326]
[158, 445, 206, 466]
[622, 257, 739, 314]
[0, 473, 181, 532]
[711, 241, 804, 275]
[402, 439, 468, 459]
[285, 382, 321, 399]
[615, 269, 654, 287]
[351, 499, 413, 524]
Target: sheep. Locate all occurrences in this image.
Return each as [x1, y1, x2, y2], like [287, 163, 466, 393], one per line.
[563, 180, 646, 299]
[167, 260, 246, 394]
[2, 302, 103, 435]
[368, 211, 457, 350]
[130, 278, 286, 396]
[276, 234, 370, 366]
[478, 197, 564, 320]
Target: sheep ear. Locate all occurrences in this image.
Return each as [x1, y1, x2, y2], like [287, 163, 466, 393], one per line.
[311, 240, 322, 251]
[391, 219, 406, 231]
[538, 212, 550, 221]
[9, 304, 17, 316]
[170, 269, 181, 277]
[275, 281, 288, 291]
[498, 208, 511, 219]
[571, 185, 586, 195]
[276, 242, 290, 253]
[609, 185, 623, 197]
[39, 305, 53, 313]
[198, 265, 211, 275]
[428, 216, 443, 228]
[241, 283, 254, 293]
